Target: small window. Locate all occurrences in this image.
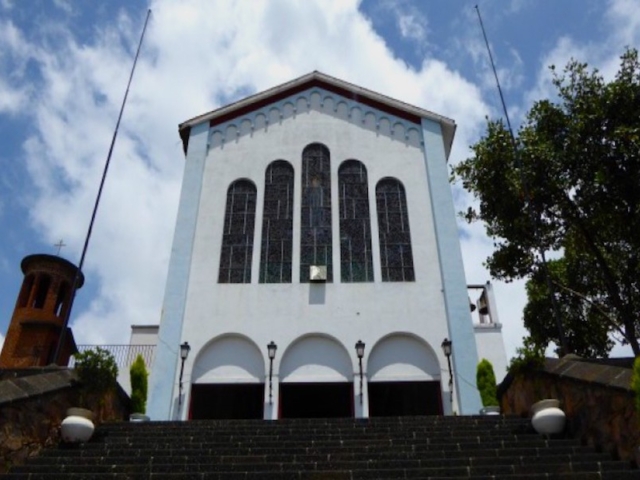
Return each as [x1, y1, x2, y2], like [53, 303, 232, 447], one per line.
[218, 180, 257, 284]
[300, 144, 333, 282]
[260, 161, 294, 283]
[55, 281, 69, 317]
[18, 274, 35, 308]
[376, 178, 415, 282]
[339, 160, 373, 282]
[32, 274, 52, 309]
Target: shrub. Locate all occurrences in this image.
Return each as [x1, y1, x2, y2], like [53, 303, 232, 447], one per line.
[476, 358, 498, 407]
[129, 354, 148, 414]
[508, 337, 545, 375]
[74, 347, 118, 395]
[631, 356, 640, 414]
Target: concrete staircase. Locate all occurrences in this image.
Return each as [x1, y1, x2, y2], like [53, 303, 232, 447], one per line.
[5, 416, 637, 479]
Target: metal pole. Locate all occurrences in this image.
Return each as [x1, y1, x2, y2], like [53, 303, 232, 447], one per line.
[358, 357, 363, 404]
[446, 355, 453, 410]
[53, 9, 152, 364]
[474, 5, 568, 355]
[178, 357, 186, 407]
[269, 358, 274, 404]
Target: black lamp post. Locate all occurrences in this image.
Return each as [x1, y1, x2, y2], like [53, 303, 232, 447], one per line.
[355, 340, 365, 404]
[178, 341, 191, 407]
[267, 341, 277, 405]
[441, 338, 453, 411]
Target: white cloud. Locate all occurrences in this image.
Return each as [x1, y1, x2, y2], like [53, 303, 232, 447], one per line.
[52, 0, 73, 15]
[378, 0, 428, 45]
[0, 19, 32, 113]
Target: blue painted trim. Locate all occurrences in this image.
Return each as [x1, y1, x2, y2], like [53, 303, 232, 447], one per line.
[421, 118, 482, 415]
[147, 122, 209, 420]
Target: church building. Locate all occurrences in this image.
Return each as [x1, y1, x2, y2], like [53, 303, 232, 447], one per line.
[147, 72, 506, 421]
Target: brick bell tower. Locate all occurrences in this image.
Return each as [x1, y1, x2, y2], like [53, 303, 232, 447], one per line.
[0, 254, 84, 368]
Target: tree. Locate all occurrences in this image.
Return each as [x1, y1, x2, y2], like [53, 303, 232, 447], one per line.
[453, 48, 640, 356]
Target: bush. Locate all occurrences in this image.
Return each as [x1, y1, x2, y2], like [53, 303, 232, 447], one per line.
[74, 347, 118, 395]
[476, 358, 498, 407]
[129, 354, 148, 414]
[631, 356, 640, 414]
[508, 337, 545, 375]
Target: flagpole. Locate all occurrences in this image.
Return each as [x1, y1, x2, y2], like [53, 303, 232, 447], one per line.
[474, 5, 568, 355]
[53, 9, 152, 364]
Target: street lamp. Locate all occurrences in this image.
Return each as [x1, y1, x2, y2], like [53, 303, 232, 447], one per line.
[178, 341, 191, 408]
[355, 340, 365, 404]
[267, 341, 277, 405]
[441, 338, 453, 411]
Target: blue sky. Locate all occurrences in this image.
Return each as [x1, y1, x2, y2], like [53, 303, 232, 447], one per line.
[1, 0, 638, 361]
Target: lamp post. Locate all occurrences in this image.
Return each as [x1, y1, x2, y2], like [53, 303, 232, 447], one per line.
[267, 341, 277, 405]
[441, 338, 453, 411]
[178, 341, 191, 408]
[355, 340, 365, 404]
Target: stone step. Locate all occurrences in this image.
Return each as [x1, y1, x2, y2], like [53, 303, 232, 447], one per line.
[3, 469, 639, 480]
[10, 458, 633, 476]
[36, 441, 593, 460]
[82, 436, 575, 450]
[25, 451, 616, 468]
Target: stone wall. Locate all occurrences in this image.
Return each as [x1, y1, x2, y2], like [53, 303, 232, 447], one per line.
[0, 368, 129, 473]
[500, 356, 640, 462]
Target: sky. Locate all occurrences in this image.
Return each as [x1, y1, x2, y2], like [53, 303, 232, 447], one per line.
[1, 0, 638, 363]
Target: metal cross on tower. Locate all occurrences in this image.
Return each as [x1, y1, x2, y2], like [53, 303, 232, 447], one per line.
[53, 239, 66, 256]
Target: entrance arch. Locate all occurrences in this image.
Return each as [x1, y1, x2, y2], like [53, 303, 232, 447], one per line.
[190, 334, 265, 419]
[367, 333, 443, 416]
[279, 334, 353, 418]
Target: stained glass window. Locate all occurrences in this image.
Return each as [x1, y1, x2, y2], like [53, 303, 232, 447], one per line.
[300, 144, 333, 282]
[218, 179, 257, 283]
[376, 178, 415, 282]
[339, 160, 373, 282]
[260, 161, 294, 283]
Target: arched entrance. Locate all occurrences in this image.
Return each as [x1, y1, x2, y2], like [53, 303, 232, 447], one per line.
[279, 334, 353, 418]
[190, 334, 265, 419]
[367, 334, 443, 416]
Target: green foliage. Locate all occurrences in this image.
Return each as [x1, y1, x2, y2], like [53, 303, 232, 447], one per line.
[476, 359, 498, 407]
[74, 347, 118, 395]
[129, 355, 148, 414]
[631, 357, 640, 414]
[508, 338, 545, 375]
[452, 48, 640, 356]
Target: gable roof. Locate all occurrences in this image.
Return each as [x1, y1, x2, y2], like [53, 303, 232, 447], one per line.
[178, 71, 456, 158]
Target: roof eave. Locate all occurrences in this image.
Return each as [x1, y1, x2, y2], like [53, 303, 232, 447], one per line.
[178, 71, 456, 159]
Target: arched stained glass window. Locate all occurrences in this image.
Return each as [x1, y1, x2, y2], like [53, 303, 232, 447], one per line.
[300, 143, 332, 282]
[260, 160, 294, 283]
[218, 179, 257, 284]
[376, 178, 415, 282]
[339, 160, 373, 282]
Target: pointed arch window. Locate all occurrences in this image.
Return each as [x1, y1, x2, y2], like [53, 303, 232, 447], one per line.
[376, 178, 415, 282]
[218, 179, 257, 284]
[300, 143, 332, 282]
[260, 160, 294, 283]
[339, 160, 373, 282]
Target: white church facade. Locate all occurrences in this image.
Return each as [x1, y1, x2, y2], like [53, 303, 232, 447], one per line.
[147, 72, 506, 421]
